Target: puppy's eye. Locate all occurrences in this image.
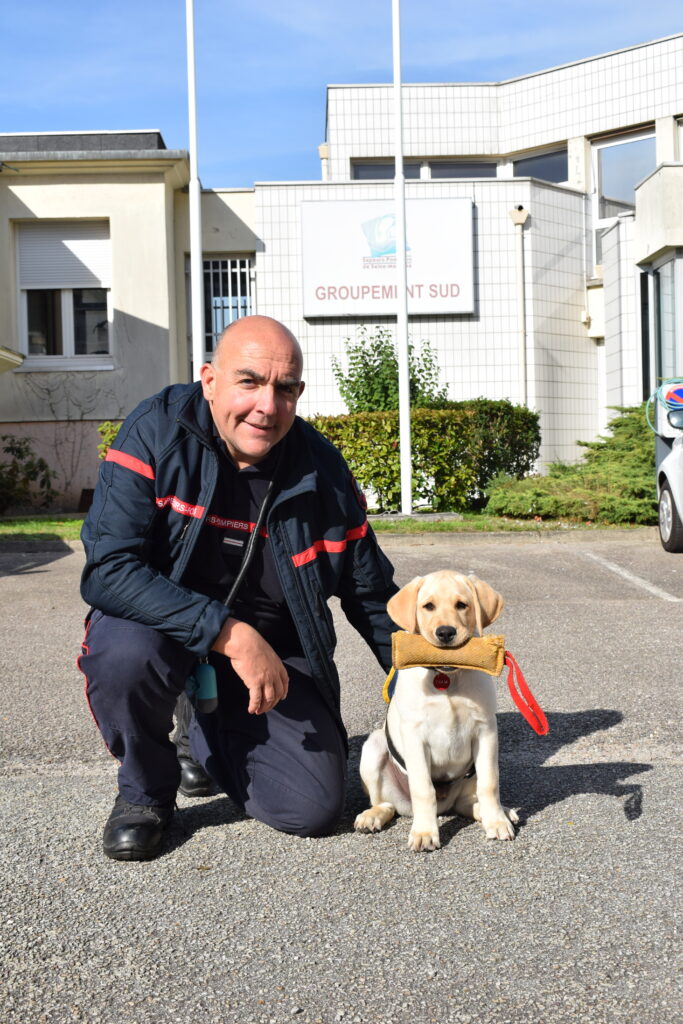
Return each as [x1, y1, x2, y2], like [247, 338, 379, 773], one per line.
[423, 602, 435, 611]
[456, 601, 468, 610]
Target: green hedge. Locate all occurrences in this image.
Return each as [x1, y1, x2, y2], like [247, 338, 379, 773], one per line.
[96, 401, 540, 515]
[309, 400, 540, 513]
[486, 405, 657, 524]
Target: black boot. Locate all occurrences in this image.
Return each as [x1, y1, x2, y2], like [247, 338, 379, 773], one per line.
[173, 691, 216, 798]
[103, 795, 173, 861]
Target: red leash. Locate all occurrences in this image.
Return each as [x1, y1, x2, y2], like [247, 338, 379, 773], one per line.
[504, 652, 549, 735]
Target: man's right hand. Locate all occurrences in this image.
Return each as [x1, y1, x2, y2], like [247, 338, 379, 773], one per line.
[211, 617, 289, 714]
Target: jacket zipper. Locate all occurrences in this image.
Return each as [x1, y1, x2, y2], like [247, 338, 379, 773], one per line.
[274, 520, 338, 697]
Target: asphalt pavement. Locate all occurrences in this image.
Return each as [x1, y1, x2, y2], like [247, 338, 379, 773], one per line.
[1, 528, 681, 1024]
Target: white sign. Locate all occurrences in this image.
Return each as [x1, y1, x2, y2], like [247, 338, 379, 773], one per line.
[301, 198, 473, 317]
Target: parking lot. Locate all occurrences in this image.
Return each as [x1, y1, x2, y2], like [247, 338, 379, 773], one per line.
[1, 528, 681, 1024]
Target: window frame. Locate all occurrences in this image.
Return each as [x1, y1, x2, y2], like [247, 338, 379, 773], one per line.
[185, 253, 255, 364]
[652, 252, 683, 382]
[14, 220, 114, 372]
[511, 147, 568, 183]
[590, 127, 656, 268]
[16, 287, 114, 372]
[350, 159, 422, 180]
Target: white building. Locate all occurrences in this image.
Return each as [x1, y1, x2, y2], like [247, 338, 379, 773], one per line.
[1, 35, 682, 508]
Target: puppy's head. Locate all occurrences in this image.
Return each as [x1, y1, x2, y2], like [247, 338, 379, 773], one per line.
[387, 570, 504, 648]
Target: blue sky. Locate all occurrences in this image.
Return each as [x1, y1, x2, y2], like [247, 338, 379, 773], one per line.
[1, 2, 681, 189]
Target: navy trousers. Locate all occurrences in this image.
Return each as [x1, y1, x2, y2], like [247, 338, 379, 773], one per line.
[79, 611, 347, 837]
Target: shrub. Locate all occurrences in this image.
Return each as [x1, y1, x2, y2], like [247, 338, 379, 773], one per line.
[331, 326, 449, 412]
[97, 421, 122, 459]
[486, 405, 657, 524]
[0, 435, 57, 514]
[309, 401, 540, 513]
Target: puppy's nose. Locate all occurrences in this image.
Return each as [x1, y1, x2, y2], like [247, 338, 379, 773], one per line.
[435, 625, 457, 644]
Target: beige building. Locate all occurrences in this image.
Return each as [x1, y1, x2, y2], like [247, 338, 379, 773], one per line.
[1, 35, 682, 509]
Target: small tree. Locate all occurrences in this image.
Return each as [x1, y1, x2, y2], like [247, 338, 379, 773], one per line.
[332, 326, 448, 413]
[0, 435, 57, 514]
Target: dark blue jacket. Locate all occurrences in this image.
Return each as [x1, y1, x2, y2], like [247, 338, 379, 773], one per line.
[81, 382, 397, 726]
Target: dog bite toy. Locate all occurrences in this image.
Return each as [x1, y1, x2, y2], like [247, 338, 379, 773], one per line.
[384, 631, 549, 735]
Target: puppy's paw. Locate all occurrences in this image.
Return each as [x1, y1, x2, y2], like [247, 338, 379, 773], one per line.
[481, 808, 517, 840]
[408, 826, 441, 852]
[354, 804, 395, 833]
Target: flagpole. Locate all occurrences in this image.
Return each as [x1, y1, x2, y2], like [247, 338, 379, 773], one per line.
[186, 0, 205, 380]
[392, 0, 412, 514]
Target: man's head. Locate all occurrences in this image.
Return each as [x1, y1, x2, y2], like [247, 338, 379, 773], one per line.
[200, 315, 305, 469]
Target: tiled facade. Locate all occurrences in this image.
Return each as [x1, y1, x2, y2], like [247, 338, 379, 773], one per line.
[326, 36, 683, 179]
[255, 178, 597, 463]
[253, 33, 683, 465]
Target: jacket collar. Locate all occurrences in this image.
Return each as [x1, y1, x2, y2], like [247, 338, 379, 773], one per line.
[176, 384, 319, 499]
[176, 382, 215, 447]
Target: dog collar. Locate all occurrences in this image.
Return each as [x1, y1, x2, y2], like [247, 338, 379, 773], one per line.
[382, 666, 454, 702]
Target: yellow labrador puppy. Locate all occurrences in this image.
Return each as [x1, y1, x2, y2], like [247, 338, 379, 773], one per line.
[354, 570, 518, 851]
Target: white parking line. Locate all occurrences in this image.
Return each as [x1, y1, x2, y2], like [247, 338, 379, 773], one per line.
[582, 551, 682, 602]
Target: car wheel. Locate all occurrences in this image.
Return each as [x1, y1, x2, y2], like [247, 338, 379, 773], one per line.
[659, 482, 683, 552]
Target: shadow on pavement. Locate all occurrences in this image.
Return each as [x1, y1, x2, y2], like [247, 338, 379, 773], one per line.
[165, 795, 247, 857]
[499, 709, 651, 823]
[0, 537, 75, 576]
[162, 709, 652, 855]
[344, 709, 652, 847]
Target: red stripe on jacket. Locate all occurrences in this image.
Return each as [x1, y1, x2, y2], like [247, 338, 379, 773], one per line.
[291, 521, 369, 567]
[105, 448, 155, 480]
[206, 514, 268, 538]
[155, 495, 206, 519]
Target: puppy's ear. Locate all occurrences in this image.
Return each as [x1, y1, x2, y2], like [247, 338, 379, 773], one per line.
[468, 576, 505, 629]
[386, 576, 424, 632]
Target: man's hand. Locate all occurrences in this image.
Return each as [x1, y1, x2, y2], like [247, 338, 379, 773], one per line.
[211, 617, 289, 714]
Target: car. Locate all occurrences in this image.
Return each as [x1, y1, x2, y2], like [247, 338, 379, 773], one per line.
[656, 406, 683, 553]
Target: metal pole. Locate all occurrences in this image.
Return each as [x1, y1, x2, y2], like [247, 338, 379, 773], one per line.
[186, 0, 205, 380]
[392, 0, 412, 514]
[509, 206, 529, 406]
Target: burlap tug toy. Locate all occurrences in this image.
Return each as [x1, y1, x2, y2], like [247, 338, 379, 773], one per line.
[384, 631, 549, 736]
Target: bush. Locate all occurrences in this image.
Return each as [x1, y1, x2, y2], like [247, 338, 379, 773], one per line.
[0, 435, 57, 514]
[331, 326, 449, 412]
[309, 401, 540, 513]
[486, 405, 657, 524]
[97, 421, 122, 459]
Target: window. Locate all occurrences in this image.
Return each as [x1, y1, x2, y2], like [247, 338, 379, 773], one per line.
[513, 149, 568, 183]
[597, 134, 656, 217]
[639, 272, 651, 401]
[591, 130, 656, 267]
[17, 221, 112, 369]
[351, 161, 421, 180]
[202, 256, 254, 355]
[430, 161, 496, 178]
[655, 260, 678, 380]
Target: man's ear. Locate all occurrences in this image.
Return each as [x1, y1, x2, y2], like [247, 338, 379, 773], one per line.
[386, 577, 424, 632]
[200, 362, 216, 402]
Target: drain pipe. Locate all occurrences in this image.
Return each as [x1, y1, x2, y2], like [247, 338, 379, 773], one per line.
[509, 205, 529, 406]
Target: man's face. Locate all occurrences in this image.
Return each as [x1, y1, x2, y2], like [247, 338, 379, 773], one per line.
[200, 320, 305, 468]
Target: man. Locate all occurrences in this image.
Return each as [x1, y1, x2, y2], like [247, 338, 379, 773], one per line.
[79, 315, 397, 861]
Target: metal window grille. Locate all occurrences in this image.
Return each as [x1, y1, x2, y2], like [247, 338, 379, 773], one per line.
[203, 256, 253, 354]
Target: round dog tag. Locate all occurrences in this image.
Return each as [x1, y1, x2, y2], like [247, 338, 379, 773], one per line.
[433, 672, 451, 690]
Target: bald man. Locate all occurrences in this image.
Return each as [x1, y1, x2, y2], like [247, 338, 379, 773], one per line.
[79, 316, 397, 861]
